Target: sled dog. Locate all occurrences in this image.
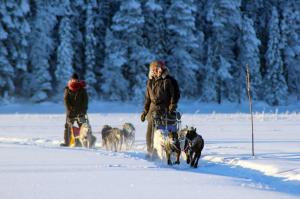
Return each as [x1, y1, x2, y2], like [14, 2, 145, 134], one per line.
[121, 123, 135, 149]
[153, 129, 181, 165]
[77, 122, 96, 148]
[101, 125, 123, 152]
[184, 127, 204, 168]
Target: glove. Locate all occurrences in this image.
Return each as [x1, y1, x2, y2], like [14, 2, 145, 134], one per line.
[168, 105, 176, 113]
[141, 112, 147, 122]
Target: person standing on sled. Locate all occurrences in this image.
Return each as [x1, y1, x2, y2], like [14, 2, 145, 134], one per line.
[140, 61, 178, 157]
[60, 73, 88, 147]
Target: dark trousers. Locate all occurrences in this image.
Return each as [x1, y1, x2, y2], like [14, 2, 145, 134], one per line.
[146, 118, 154, 154]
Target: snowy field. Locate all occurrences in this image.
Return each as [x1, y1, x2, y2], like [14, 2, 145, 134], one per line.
[0, 102, 300, 199]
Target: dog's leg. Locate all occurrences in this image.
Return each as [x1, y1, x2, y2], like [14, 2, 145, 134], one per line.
[186, 152, 190, 164]
[91, 135, 96, 148]
[174, 142, 181, 164]
[174, 151, 180, 164]
[166, 151, 172, 165]
[190, 152, 196, 167]
[114, 142, 117, 152]
[192, 153, 201, 168]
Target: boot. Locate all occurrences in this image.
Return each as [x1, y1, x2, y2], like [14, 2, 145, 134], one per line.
[60, 128, 70, 147]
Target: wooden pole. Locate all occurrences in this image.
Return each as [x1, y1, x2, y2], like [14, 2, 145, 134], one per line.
[246, 64, 255, 156]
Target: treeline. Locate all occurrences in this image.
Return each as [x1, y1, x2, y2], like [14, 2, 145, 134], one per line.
[0, 0, 299, 105]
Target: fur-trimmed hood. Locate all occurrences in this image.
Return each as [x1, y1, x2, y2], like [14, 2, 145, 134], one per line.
[67, 79, 86, 92]
[148, 68, 169, 80]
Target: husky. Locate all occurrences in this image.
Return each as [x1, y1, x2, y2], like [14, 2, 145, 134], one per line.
[177, 127, 188, 150]
[101, 125, 123, 152]
[121, 123, 135, 150]
[153, 129, 181, 165]
[184, 127, 204, 168]
[76, 122, 96, 148]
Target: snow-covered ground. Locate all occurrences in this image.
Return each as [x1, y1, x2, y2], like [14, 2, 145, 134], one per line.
[0, 102, 299, 199]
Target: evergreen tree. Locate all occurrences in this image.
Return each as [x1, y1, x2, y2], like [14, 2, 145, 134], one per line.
[70, 0, 85, 75]
[204, 0, 241, 103]
[143, 0, 165, 59]
[94, 0, 115, 93]
[280, 0, 300, 99]
[29, 1, 58, 102]
[111, 0, 152, 101]
[192, 0, 206, 97]
[165, 0, 200, 97]
[84, 1, 97, 97]
[237, 15, 262, 102]
[201, 38, 218, 102]
[55, 16, 74, 94]
[264, 7, 288, 105]
[0, 0, 31, 99]
[101, 29, 129, 100]
[241, 0, 273, 79]
[0, 13, 14, 99]
[4, 0, 31, 98]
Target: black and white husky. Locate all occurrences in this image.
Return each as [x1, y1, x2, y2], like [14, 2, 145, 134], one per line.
[153, 128, 181, 165]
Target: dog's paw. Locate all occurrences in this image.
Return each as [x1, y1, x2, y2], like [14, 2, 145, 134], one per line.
[167, 160, 172, 165]
[174, 161, 180, 165]
[186, 158, 190, 164]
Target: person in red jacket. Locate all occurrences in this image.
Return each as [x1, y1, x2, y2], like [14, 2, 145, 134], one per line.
[60, 73, 88, 147]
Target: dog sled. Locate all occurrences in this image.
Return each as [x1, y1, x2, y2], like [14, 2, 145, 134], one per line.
[152, 111, 182, 164]
[66, 114, 96, 148]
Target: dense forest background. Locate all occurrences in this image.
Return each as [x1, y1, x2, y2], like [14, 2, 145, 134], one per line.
[0, 0, 300, 105]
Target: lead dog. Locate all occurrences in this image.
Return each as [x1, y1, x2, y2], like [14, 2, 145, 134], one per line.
[184, 127, 204, 168]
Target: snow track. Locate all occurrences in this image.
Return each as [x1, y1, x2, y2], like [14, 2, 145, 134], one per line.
[0, 136, 299, 195]
[0, 112, 299, 199]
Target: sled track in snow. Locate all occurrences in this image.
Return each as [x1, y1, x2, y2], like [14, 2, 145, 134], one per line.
[0, 136, 300, 196]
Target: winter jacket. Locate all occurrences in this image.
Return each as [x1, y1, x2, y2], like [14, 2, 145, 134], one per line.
[143, 69, 176, 120]
[64, 80, 88, 118]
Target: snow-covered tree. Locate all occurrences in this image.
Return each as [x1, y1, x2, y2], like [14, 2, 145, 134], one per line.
[201, 39, 218, 102]
[29, 1, 59, 102]
[165, 0, 200, 97]
[55, 16, 74, 94]
[263, 7, 288, 105]
[237, 15, 262, 102]
[93, 0, 115, 88]
[70, 0, 85, 75]
[0, 0, 31, 99]
[143, 0, 165, 59]
[0, 4, 15, 99]
[204, 0, 241, 103]
[111, 0, 153, 101]
[84, 1, 97, 97]
[101, 29, 129, 100]
[280, 0, 300, 99]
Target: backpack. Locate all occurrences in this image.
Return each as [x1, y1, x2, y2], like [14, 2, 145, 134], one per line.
[165, 75, 180, 103]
